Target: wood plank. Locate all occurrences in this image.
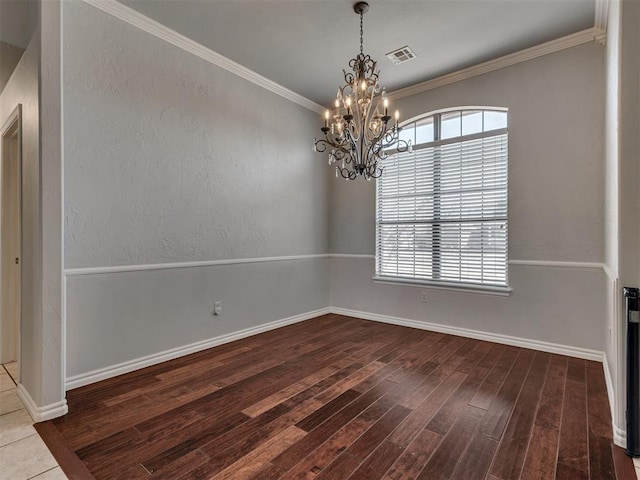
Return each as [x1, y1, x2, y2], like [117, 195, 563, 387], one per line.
[296, 389, 361, 432]
[557, 359, 589, 475]
[520, 354, 567, 480]
[425, 343, 502, 435]
[418, 405, 486, 480]
[271, 385, 391, 471]
[382, 429, 442, 480]
[611, 443, 637, 480]
[388, 371, 467, 448]
[586, 362, 617, 480]
[468, 347, 518, 410]
[209, 426, 306, 480]
[478, 349, 535, 440]
[313, 452, 362, 480]
[278, 395, 391, 480]
[449, 430, 498, 480]
[347, 404, 411, 460]
[346, 440, 404, 480]
[487, 351, 550, 479]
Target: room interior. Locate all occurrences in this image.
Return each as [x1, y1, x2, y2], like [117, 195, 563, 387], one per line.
[0, 0, 639, 478]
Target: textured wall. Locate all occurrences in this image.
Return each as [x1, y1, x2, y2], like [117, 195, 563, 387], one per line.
[331, 258, 605, 351]
[66, 258, 329, 380]
[63, 1, 330, 381]
[328, 42, 607, 353]
[331, 42, 605, 263]
[64, 1, 327, 269]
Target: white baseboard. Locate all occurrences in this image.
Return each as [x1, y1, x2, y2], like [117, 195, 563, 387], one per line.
[603, 354, 626, 448]
[330, 307, 604, 362]
[65, 307, 331, 390]
[16, 384, 68, 422]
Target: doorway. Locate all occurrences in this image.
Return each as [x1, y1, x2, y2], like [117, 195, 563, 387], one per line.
[0, 104, 22, 383]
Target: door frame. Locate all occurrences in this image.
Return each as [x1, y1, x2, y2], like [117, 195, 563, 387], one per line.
[0, 104, 22, 372]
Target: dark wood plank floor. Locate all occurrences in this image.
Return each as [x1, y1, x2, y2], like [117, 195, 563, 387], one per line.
[39, 314, 623, 480]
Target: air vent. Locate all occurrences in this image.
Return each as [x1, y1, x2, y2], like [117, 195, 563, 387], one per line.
[386, 46, 417, 65]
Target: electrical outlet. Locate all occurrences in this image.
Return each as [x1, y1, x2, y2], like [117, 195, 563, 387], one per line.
[214, 301, 222, 316]
[420, 291, 428, 303]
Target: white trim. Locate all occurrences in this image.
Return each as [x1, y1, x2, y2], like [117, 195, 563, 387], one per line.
[60, 0, 67, 423]
[603, 354, 626, 447]
[400, 106, 508, 129]
[64, 254, 331, 276]
[372, 276, 512, 297]
[509, 259, 605, 270]
[329, 307, 604, 362]
[65, 307, 330, 390]
[595, 0, 609, 31]
[389, 27, 605, 101]
[602, 262, 617, 281]
[79, 0, 324, 114]
[16, 384, 68, 422]
[331, 254, 610, 274]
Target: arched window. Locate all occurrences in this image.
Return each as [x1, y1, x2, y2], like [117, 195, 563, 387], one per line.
[375, 107, 509, 291]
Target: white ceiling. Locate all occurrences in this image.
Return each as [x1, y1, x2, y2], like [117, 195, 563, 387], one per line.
[119, 0, 596, 107]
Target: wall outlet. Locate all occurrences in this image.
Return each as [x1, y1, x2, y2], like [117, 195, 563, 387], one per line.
[214, 301, 222, 316]
[421, 291, 429, 303]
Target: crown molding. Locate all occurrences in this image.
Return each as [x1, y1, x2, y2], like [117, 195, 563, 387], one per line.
[80, 0, 325, 115]
[389, 27, 604, 101]
[595, 0, 609, 31]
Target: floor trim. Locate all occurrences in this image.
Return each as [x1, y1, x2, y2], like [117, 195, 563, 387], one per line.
[330, 307, 604, 362]
[16, 384, 68, 422]
[34, 421, 96, 480]
[65, 307, 331, 390]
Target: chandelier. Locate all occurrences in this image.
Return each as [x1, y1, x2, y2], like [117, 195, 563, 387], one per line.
[313, 2, 410, 181]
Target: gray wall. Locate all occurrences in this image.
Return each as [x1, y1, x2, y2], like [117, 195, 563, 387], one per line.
[0, 31, 42, 402]
[62, 0, 610, 390]
[64, 1, 327, 268]
[329, 42, 607, 352]
[1, 41, 25, 94]
[63, 1, 329, 381]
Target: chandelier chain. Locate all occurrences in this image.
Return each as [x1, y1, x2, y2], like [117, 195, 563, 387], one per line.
[360, 12, 363, 55]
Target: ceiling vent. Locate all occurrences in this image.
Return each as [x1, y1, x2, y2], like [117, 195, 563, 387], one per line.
[385, 46, 417, 65]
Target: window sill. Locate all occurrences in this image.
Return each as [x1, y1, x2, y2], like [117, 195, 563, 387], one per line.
[372, 276, 512, 296]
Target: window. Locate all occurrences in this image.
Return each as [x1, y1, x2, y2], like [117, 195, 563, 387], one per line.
[375, 108, 509, 292]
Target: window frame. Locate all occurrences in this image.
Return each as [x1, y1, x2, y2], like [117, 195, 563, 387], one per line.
[374, 106, 511, 295]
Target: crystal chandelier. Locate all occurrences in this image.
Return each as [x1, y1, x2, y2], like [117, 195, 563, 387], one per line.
[313, 2, 411, 181]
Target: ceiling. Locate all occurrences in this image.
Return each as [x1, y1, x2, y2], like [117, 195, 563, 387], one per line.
[119, 0, 596, 107]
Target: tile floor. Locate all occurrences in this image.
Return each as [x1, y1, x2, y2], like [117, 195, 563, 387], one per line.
[0, 362, 67, 480]
[634, 457, 640, 479]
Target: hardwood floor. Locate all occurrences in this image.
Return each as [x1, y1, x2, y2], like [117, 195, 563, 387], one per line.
[39, 314, 624, 479]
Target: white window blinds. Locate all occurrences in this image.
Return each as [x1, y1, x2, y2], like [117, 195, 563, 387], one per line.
[376, 109, 508, 288]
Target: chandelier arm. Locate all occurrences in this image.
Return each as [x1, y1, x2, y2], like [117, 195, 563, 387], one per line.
[315, 137, 354, 159]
